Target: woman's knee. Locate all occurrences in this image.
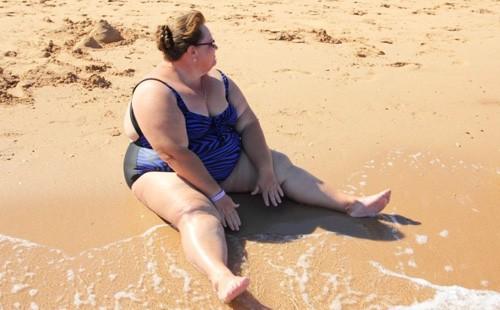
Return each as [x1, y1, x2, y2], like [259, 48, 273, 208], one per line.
[175, 199, 221, 228]
[271, 150, 293, 183]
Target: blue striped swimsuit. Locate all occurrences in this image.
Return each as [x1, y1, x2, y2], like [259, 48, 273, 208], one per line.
[123, 71, 242, 188]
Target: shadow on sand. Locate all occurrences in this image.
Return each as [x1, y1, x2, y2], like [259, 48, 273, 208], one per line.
[223, 194, 420, 309]
[227, 194, 419, 241]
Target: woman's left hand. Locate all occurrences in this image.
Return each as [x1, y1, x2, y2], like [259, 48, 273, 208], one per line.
[251, 169, 284, 207]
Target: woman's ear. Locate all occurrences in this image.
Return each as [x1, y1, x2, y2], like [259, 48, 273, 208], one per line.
[187, 45, 198, 62]
[187, 45, 197, 56]
[186, 45, 198, 62]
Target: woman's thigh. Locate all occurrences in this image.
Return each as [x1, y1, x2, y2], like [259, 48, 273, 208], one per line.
[220, 151, 258, 193]
[221, 149, 291, 193]
[131, 172, 220, 228]
[221, 150, 293, 193]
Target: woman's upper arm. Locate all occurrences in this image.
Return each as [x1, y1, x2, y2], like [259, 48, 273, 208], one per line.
[131, 81, 188, 156]
[226, 76, 258, 133]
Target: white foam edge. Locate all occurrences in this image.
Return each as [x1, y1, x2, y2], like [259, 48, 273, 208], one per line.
[370, 261, 500, 309]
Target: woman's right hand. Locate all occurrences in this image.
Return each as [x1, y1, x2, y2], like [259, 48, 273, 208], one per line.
[213, 195, 241, 231]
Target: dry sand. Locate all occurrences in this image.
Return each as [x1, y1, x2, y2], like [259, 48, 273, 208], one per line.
[1, 0, 499, 308]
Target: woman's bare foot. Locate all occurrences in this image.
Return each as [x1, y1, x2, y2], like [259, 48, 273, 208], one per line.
[346, 189, 391, 217]
[213, 274, 250, 303]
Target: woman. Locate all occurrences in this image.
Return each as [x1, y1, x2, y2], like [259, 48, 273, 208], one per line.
[123, 11, 391, 303]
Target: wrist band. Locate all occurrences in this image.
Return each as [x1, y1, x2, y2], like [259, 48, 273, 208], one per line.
[210, 189, 226, 203]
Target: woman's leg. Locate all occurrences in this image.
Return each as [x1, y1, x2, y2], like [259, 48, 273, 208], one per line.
[222, 151, 391, 217]
[132, 172, 249, 303]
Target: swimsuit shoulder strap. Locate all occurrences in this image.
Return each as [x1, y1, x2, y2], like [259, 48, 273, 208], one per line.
[217, 69, 230, 102]
[130, 78, 188, 137]
[132, 78, 188, 111]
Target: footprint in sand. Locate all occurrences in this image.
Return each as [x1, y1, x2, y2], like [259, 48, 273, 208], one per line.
[264, 29, 305, 43]
[312, 29, 344, 44]
[356, 46, 386, 58]
[0, 150, 16, 161]
[273, 68, 311, 75]
[352, 10, 367, 16]
[3, 50, 17, 57]
[388, 62, 422, 69]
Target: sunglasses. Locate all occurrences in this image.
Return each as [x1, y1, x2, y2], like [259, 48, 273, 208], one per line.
[194, 40, 218, 49]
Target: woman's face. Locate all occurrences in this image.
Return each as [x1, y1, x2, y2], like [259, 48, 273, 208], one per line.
[194, 25, 217, 71]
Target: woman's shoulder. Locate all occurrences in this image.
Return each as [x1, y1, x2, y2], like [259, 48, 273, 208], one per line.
[133, 72, 177, 98]
[131, 78, 180, 118]
[206, 68, 233, 92]
[207, 68, 228, 81]
[134, 73, 170, 91]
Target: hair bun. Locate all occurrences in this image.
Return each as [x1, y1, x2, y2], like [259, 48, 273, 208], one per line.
[162, 25, 174, 49]
[156, 11, 205, 61]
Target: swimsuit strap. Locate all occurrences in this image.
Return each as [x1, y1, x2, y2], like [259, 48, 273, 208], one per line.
[130, 72, 230, 137]
[130, 78, 189, 137]
[129, 101, 144, 137]
[217, 70, 230, 102]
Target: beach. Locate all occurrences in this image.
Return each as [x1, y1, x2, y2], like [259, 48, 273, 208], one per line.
[1, 0, 499, 308]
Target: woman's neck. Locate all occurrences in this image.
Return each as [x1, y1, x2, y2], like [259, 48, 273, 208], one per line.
[162, 60, 203, 91]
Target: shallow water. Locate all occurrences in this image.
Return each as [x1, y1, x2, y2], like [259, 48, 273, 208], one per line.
[1, 225, 499, 309]
[2, 149, 500, 308]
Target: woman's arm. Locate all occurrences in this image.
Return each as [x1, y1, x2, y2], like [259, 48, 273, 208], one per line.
[132, 81, 220, 196]
[132, 81, 241, 229]
[228, 77, 284, 206]
[238, 111, 273, 173]
[229, 78, 272, 172]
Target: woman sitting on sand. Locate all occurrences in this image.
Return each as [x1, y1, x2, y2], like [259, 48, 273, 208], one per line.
[123, 10, 391, 303]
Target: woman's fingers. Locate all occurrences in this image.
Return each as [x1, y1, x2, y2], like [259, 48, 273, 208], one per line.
[226, 210, 240, 231]
[275, 189, 282, 204]
[230, 211, 240, 231]
[269, 190, 278, 206]
[265, 185, 282, 207]
[236, 211, 241, 226]
[262, 190, 270, 206]
[278, 185, 284, 197]
[225, 199, 240, 231]
[214, 195, 241, 231]
[262, 186, 286, 207]
[251, 186, 259, 195]
[220, 215, 227, 228]
[227, 215, 235, 231]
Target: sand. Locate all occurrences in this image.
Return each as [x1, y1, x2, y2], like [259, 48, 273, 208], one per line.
[1, 0, 499, 308]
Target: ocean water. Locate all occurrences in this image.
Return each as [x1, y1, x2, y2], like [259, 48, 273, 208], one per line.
[1, 226, 499, 309]
[1, 149, 499, 309]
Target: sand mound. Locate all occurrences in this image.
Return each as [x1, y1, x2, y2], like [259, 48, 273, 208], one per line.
[0, 68, 19, 90]
[0, 68, 19, 105]
[42, 40, 60, 57]
[85, 64, 110, 73]
[0, 68, 32, 105]
[82, 74, 111, 89]
[53, 18, 139, 51]
[312, 29, 344, 44]
[21, 66, 75, 89]
[263, 28, 349, 45]
[76, 36, 102, 49]
[90, 20, 123, 44]
[262, 29, 305, 43]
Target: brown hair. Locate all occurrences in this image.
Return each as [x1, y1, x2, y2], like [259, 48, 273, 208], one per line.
[156, 11, 206, 61]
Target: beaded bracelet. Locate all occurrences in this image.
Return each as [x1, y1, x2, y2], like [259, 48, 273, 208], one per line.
[210, 189, 226, 203]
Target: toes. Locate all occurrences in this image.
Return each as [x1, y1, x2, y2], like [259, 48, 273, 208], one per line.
[384, 189, 392, 200]
[219, 277, 250, 303]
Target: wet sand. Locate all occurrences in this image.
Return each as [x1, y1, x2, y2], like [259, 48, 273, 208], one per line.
[1, 0, 499, 308]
